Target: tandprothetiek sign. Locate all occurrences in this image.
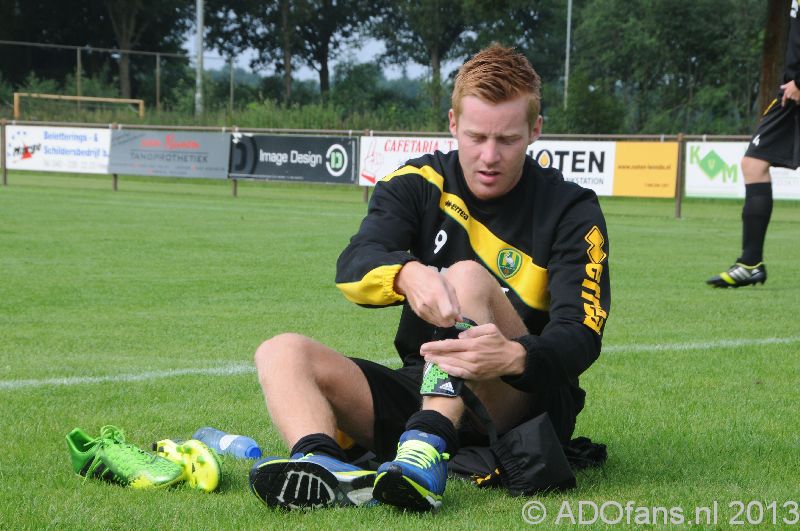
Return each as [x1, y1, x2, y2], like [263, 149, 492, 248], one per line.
[108, 130, 230, 179]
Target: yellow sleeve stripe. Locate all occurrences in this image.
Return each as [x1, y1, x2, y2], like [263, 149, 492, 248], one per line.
[336, 264, 406, 306]
[382, 165, 445, 190]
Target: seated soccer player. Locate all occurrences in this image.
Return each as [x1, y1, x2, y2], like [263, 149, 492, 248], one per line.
[249, 44, 611, 511]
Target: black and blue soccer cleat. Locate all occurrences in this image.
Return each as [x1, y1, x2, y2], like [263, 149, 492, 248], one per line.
[373, 430, 449, 511]
[249, 453, 376, 509]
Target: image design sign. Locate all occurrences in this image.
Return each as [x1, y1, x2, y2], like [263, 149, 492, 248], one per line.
[229, 134, 356, 183]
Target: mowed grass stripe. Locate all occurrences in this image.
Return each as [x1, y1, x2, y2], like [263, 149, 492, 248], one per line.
[3, 335, 798, 390]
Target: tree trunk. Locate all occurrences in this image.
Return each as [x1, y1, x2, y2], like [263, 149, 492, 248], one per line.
[430, 47, 441, 118]
[318, 42, 330, 98]
[119, 51, 131, 98]
[106, 1, 144, 100]
[281, 0, 292, 103]
[756, 0, 790, 116]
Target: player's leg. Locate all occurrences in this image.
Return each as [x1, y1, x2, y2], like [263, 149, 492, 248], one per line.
[249, 334, 377, 509]
[433, 259, 532, 433]
[706, 90, 796, 288]
[739, 156, 773, 265]
[707, 156, 771, 288]
[374, 260, 533, 511]
[255, 333, 375, 448]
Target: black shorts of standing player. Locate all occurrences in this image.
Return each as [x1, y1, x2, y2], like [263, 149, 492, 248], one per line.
[348, 357, 584, 462]
[745, 89, 800, 169]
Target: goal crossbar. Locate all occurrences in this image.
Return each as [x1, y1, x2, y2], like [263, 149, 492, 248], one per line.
[13, 92, 145, 119]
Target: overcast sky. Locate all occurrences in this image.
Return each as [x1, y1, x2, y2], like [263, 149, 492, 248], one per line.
[183, 32, 457, 81]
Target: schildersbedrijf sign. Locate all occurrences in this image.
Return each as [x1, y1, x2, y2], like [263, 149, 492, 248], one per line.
[229, 134, 356, 183]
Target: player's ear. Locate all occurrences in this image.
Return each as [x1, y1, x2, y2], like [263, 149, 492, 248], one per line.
[449, 109, 458, 137]
[528, 115, 543, 144]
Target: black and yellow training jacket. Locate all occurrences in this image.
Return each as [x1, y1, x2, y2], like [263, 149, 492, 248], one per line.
[335, 150, 610, 393]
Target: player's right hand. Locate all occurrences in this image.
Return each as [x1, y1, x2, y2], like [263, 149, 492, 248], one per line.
[780, 80, 800, 106]
[394, 261, 460, 327]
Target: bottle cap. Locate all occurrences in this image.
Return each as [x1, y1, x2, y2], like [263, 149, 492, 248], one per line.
[245, 446, 262, 459]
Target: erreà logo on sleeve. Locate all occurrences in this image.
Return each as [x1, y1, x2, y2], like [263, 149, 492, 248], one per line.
[581, 226, 608, 334]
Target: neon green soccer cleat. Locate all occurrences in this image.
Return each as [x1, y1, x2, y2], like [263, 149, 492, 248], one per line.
[153, 438, 222, 493]
[66, 425, 184, 489]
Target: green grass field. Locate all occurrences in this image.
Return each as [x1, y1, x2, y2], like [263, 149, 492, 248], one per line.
[1, 172, 799, 529]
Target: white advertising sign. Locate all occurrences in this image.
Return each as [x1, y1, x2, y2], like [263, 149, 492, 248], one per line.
[5, 125, 111, 174]
[527, 140, 616, 196]
[358, 135, 456, 186]
[769, 166, 800, 200]
[684, 142, 747, 198]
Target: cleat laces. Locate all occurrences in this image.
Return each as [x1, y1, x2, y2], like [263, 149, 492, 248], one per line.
[83, 425, 158, 483]
[394, 439, 449, 469]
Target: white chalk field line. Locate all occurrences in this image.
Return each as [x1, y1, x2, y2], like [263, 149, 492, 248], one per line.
[2, 336, 798, 391]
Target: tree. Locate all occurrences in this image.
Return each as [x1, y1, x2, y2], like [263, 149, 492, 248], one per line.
[574, 0, 764, 134]
[373, 1, 565, 120]
[104, 0, 146, 99]
[293, 0, 371, 98]
[205, 1, 299, 102]
[374, 0, 470, 118]
[0, 0, 189, 100]
[205, 0, 294, 102]
[756, 0, 790, 117]
[462, 0, 568, 83]
[0, 1, 113, 87]
[206, 0, 371, 102]
[103, 0, 192, 99]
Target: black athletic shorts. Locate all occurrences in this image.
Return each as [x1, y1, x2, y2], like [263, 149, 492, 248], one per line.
[350, 357, 584, 462]
[744, 89, 800, 169]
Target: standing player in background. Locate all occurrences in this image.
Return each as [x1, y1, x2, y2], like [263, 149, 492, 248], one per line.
[708, 0, 800, 287]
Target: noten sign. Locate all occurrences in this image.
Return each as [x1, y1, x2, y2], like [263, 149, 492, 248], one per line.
[229, 134, 356, 183]
[528, 140, 616, 196]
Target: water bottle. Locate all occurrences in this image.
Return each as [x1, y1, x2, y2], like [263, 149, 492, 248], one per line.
[192, 427, 262, 459]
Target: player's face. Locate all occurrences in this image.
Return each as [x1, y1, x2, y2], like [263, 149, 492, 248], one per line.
[449, 95, 541, 201]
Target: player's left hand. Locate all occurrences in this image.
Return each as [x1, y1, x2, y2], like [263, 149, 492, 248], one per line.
[780, 80, 800, 106]
[419, 323, 526, 380]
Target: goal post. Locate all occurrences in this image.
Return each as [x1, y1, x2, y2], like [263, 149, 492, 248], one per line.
[13, 92, 145, 119]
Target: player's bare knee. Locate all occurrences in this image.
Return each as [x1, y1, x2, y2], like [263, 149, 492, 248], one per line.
[254, 333, 312, 373]
[741, 157, 771, 184]
[444, 260, 496, 292]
